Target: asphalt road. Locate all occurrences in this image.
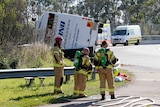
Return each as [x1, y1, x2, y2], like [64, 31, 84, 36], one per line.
[110, 44, 160, 69]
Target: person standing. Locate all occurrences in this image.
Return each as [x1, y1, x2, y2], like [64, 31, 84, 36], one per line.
[52, 36, 65, 94]
[94, 41, 118, 100]
[73, 48, 93, 98]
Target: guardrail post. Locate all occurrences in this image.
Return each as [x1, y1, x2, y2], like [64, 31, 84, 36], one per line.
[91, 69, 96, 80]
[24, 77, 35, 87]
[65, 75, 70, 82]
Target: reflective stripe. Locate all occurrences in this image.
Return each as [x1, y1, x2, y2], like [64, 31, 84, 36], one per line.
[98, 65, 112, 68]
[79, 91, 84, 94]
[77, 69, 88, 75]
[100, 88, 106, 92]
[53, 63, 64, 67]
[108, 88, 115, 92]
[54, 87, 61, 91]
[74, 90, 79, 94]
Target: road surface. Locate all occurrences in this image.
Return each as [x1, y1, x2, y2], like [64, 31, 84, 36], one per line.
[110, 44, 160, 69]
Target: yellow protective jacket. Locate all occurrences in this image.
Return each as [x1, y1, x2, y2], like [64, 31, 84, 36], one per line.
[94, 48, 117, 69]
[52, 46, 65, 67]
[76, 55, 93, 75]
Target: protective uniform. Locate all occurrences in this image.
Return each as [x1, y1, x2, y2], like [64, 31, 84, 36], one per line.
[94, 42, 117, 100]
[113, 58, 121, 78]
[52, 36, 65, 94]
[113, 68, 119, 78]
[73, 48, 93, 97]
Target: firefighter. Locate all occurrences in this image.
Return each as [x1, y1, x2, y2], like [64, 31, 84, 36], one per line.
[73, 48, 93, 98]
[113, 58, 121, 78]
[94, 41, 118, 100]
[52, 36, 65, 94]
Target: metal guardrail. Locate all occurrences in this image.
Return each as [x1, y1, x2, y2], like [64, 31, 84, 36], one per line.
[140, 35, 160, 44]
[142, 35, 160, 40]
[0, 61, 121, 79]
[0, 67, 75, 79]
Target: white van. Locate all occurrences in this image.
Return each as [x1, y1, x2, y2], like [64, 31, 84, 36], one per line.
[111, 25, 142, 46]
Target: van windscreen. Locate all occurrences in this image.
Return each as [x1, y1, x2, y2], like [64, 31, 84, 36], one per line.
[114, 30, 126, 36]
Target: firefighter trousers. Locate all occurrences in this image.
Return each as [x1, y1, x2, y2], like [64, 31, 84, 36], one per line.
[54, 67, 64, 92]
[74, 72, 87, 95]
[98, 68, 115, 95]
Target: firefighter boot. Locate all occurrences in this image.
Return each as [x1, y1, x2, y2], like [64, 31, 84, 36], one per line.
[101, 94, 105, 100]
[78, 94, 87, 98]
[111, 94, 116, 99]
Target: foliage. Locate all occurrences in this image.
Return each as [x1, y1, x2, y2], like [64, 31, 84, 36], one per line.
[29, 0, 160, 31]
[16, 42, 73, 68]
[0, 49, 9, 69]
[0, 42, 73, 69]
[69, 0, 160, 34]
[0, 0, 34, 53]
[0, 69, 132, 107]
[17, 43, 51, 68]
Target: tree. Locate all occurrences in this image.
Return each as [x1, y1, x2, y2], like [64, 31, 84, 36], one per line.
[72, 0, 121, 32]
[0, 0, 33, 52]
[118, 0, 160, 34]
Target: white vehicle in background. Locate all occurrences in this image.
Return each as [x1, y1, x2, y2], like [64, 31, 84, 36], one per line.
[35, 12, 100, 58]
[111, 25, 142, 46]
[96, 23, 111, 45]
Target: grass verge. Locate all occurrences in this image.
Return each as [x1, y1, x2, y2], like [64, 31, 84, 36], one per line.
[0, 69, 133, 107]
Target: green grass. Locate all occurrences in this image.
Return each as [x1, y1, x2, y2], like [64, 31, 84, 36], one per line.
[0, 69, 133, 107]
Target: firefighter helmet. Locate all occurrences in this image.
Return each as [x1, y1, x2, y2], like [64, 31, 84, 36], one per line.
[101, 40, 107, 46]
[82, 47, 90, 55]
[54, 36, 63, 41]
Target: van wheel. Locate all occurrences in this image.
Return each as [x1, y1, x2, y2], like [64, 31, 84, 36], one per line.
[112, 44, 116, 46]
[135, 40, 139, 45]
[124, 41, 128, 46]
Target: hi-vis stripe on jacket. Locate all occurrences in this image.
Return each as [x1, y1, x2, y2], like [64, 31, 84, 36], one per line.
[94, 49, 117, 69]
[52, 46, 64, 67]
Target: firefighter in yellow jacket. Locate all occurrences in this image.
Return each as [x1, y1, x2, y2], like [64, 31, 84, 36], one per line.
[73, 48, 93, 98]
[52, 36, 65, 94]
[94, 41, 118, 100]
